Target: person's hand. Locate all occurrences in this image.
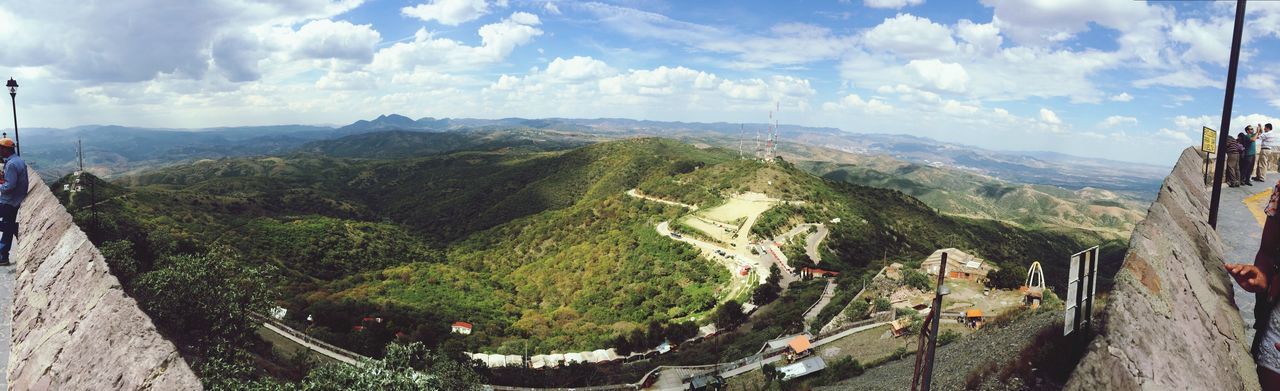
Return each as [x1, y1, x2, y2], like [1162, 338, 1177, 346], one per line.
[1226, 264, 1268, 293]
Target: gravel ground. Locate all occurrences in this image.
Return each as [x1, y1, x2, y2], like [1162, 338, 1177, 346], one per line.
[818, 307, 1063, 391]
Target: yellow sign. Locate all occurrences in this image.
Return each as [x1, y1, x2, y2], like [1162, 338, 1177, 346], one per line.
[1202, 126, 1217, 153]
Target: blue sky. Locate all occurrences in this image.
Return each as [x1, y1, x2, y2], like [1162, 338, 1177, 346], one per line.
[3, 0, 1280, 165]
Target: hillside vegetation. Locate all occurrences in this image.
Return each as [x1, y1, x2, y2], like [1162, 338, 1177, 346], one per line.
[797, 155, 1145, 239]
[58, 135, 1124, 361]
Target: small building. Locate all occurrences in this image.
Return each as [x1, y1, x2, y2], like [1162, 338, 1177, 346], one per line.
[964, 308, 985, 329]
[920, 248, 999, 283]
[802, 267, 840, 278]
[688, 373, 725, 390]
[779, 356, 828, 380]
[269, 306, 287, 320]
[785, 335, 812, 361]
[545, 353, 565, 368]
[451, 321, 473, 335]
[763, 333, 808, 353]
[593, 349, 618, 362]
[656, 341, 672, 354]
[890, 317, 912, 337]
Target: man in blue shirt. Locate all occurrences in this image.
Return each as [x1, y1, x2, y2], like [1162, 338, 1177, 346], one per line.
[0, 138, 27, 266]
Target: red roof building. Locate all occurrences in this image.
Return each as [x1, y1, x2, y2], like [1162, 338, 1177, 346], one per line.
[802, 267, 840, 278]
[452, 321, 473, 335]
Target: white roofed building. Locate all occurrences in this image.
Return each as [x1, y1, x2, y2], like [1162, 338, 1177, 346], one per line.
[920, 248, 999, 283]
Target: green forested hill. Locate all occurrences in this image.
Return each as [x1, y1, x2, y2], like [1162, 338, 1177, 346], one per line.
[57, 136, 1123, 357]
[795, 154, 1145, 239]
[295, 129, 595, 159]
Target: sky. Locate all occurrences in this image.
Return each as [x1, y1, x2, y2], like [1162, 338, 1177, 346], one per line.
[3, 1, 1280, 165]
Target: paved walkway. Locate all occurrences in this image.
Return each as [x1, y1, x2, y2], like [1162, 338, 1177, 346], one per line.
[803, 279, 839, 327]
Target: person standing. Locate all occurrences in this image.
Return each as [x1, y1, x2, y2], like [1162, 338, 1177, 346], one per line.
[1228, 132, 1246, 187]
[1263, 123, 1277, 182]
[1244, 126, 1260, 186]
[0, 138, 27, 266]
[1227, 177, 1280, 389]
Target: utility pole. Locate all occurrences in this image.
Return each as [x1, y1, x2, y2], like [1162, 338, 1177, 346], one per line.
[912, 252, 948, 390]
[1208, 0, 1248, 228]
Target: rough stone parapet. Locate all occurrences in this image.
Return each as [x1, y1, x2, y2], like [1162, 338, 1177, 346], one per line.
[1065, 148, 1259, 390]
[6, 170, 201, 390]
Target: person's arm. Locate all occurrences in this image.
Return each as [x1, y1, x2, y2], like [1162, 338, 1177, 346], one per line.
[1229, 214, 1280, 298]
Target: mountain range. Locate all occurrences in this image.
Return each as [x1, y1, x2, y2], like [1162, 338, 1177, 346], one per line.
[21, 114, 1167, 199]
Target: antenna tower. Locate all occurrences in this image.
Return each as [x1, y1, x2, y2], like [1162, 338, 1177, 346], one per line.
[738, 124, 745, 159]
[754, 125, 762, 160]
[765, 101, 780, 161]
[77, 139, 84, 172]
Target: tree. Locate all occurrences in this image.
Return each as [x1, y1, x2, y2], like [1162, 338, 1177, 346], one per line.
[132, 248, 276, 355]
[645, 320, 665, 348]
[938, 330, 960, 346]
[762, 363, 780, 383]
[712, 300, 746, 328]
[99, 239, 140, 285]
[823, 356, 864, 382]
[752, 265, 783, 304]
[902, 269, 932, 291]
[666, 321, 699, 343]
[986, 265, 1027, 290]
[845, 300, 870, 320]
[301, 342, 482, 390]
[873, 297, 891, 312]
[612, 334, 633, 356]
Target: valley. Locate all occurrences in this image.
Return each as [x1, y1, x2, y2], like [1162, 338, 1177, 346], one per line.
[49, 121, 1132, 388]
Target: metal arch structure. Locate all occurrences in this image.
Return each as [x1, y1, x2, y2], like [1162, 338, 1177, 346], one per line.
[1025, 261, 1045, 292]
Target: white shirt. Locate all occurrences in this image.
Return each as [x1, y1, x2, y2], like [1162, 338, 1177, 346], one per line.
[1263, 130, 1277, 149]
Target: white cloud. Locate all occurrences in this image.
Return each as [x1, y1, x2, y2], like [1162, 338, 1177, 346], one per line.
[981, 0, 1170, 47]
[317, 69, 376, 90]
[544, 56, 615, 82]
[1100, 115, 1137, 128]
[544, 2, 561, 15]
[1039, 108, 1061, 125]
[402, 0, 506, 26]
[1174, 115, 1215, 130]
[862, 13, 956, 59]
[955, 19, 1002, 54]
[843, 26, 1118, 103]
[1133, 68, 1218, 89]
[0, 0, 366, 83]
[1156, 128, 1193, 144]
[864, 0, 924, 10]
[484, 58, 815, 117]
[905, 59, 969, 93]
[289, 19, 381, 62]
[370, 12, 542, 72]
[1170, 17, 1232, 66]
[823, 94, 893, 113]
[941, 100, 979, 115]
[1110, 92, 1133, 102]
[577, 3, 855, 68]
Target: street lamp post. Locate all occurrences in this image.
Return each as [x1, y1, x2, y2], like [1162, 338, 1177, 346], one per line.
[6, 78, 17, 156]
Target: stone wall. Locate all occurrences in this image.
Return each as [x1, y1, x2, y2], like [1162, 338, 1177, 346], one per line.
[1066, 148, 1259, 390]
[7, 170, 200, 389]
